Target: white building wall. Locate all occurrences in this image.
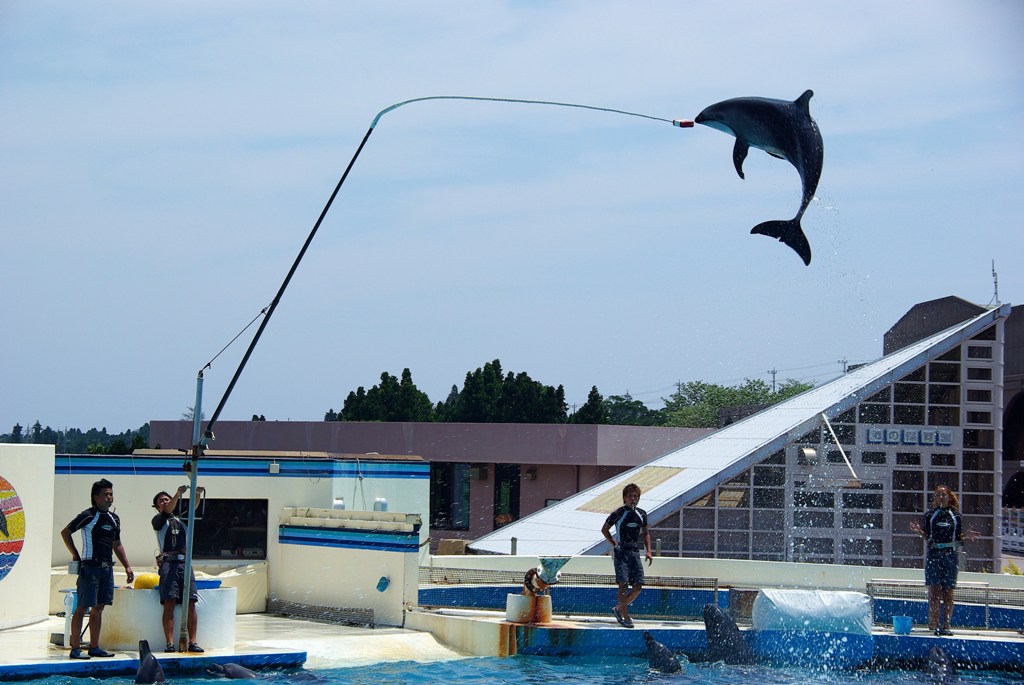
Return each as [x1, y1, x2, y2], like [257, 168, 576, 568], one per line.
[0, 444, 55, 629]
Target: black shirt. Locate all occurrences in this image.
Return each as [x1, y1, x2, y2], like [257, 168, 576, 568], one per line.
[923, 507, 962, 546]
[604, 506, 648, 549]
[66, 507, 121, 563]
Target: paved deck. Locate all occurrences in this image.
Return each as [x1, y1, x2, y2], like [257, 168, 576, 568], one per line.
[0, 614, 469, 679]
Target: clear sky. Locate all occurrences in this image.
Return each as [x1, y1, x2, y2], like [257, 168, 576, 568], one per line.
[2, 1, 1022, 435]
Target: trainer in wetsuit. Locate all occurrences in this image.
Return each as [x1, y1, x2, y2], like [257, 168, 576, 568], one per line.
[152, 484, 206, 653]
[910, 485, 966, 636]
[601, 482, 652, 628]
[60, 478, 134, 660]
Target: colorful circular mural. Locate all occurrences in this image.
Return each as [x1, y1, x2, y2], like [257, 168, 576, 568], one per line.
[0, 475, 26, 582]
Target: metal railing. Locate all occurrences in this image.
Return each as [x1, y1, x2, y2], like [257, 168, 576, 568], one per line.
[867, 579, 1024, 629]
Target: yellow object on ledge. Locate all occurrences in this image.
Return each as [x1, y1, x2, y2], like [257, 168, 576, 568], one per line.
[134, 572, 160, 589]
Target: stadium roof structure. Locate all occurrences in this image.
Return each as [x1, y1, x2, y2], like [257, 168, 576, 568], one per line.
[469, 304, 1011, 557]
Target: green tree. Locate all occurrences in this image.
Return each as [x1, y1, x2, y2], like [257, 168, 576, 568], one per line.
[662, 378, 814, 427]
[338, 369, 434, 422]
[605, 393, 664, 426]
[9, 424, 23, 443]
[571, 386, 610, 424]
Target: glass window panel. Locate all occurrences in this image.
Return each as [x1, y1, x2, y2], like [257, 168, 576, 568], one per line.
[753, 467, 785, 487]
[861, 451, 887, 465]
[900, 368, 926, 382]
[827, 449, 850, 464]
[929, 363, 960, 383]
[963, 516, 993, 536]
[681, 508, 714, 529]
[893, 535, 926, 556]
[858, 404, 890, 424]
[896, 452, 921, 466]
[717, 488, 750, 508]
[793, 491, 835, 508]
[842, 492, 883, 509]
[930, 453, 956, 467]
[972, 326, 996, 341]
[752, 509, 784, 530]
[893, 470, 924, 490]
[716, 531, 749, 552]
[794, 510, 835, 528]
[842, 538, 883, 556]
[966, 389, 992, 402]
[936, 346, 961, 362]
[430, 463, 470, 529]
[963, 451, 994, 470]
[967, 346, 993, 359]
[962, 494, 994, 515]
[928, 384, 960, 405]
[894, 383, 926, 403]
[964, 429, 994, 449]
[866, 387, 891, 403]
[927, 472, 960, 492]
[927, 407, 960, 426]
[967, 411, 992, 424]
[833, 424, 856, 444]
[752, 489, 785, 509]
[893, 491, 923, 512]
[657, 513, 680, 528]
[894, 405, 926, 425]
[967, 367, 992, 381]
[680, 530, 714, 551]
[181, 498, 268, 560]
[963, 472, 994, 493]
[762, 450, 786, 465]
[842, 512, 883, 529]
[793, 537, 834, 554]
[834, 408, 856, 424]
[752, 532, 785, 553]
[718, 510, 750, 529]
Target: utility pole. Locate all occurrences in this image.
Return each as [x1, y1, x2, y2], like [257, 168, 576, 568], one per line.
[767, 368, 778, 393]
[838, 358, 848, 373]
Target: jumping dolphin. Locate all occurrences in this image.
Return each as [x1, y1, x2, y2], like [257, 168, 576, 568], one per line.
[208, 662, 259, 679]
[642, 631, 683, 674]
[135, 640, 166, 684]
[701, 604, 755, 664]
[926, 645, 957, 684]
[694, 90, 823, 266]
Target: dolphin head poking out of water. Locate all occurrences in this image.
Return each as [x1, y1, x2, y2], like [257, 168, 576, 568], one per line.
[695, 90, 823, 266]
[642, 631, 683, 674]
[135, 640, 165, 684]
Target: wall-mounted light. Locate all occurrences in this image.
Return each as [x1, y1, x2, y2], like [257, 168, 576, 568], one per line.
[269, 461, 280, 474]
[524, 468, 537, 481]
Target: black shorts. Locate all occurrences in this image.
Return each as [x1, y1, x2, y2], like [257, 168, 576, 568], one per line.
[77, 562, 114, 609]
[925, 548, 959, 589]
[159, 560, 199, 604]
[613, 547, 644, 587]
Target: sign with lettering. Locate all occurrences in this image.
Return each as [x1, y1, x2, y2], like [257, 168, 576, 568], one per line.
[865, 427, 954, 447]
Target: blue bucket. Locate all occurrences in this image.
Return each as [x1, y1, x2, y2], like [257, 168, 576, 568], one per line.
[892, 615, 912, 634]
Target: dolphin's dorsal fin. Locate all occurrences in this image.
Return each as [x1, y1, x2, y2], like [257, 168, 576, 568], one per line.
[795, 90, 814, 111]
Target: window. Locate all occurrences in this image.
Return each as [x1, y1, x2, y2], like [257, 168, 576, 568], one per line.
[967, 367, 992, 381]
[178, 498, 267, 560]
[794, 491, 834, 508]
[894, 405, 925, 424]
[966, 389, 992, 402]
[967, 411, 992, 424]
[896, 452, 921, 466]
[964, 429, 994, 449]
[927, 407, 960, 426]
[894, 383, 926, 404]
[859, 404, 890, 424]
[430, 463, 470, 530]
[972, 326, 996, 341]
[967, 346, 993, 359]
[842, 492, 883, 508]
[931, 453, 956, 467]
[929, 363, 960, 383]
[861, 451, 887, 465]
[963, 451, 994, 470]
[928, 384, 959, 405]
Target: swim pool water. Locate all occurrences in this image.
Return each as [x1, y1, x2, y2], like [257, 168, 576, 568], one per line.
[21, 656, 1024, 685]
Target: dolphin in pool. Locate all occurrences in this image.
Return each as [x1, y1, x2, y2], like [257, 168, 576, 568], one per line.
[695, 90, 823, 266]
[642, 631, 683, 674]
[208, 662, 259, 679]
[135, 640, 166, 684]
[926, 645, 957, 683]
[700, 604, 755, 665]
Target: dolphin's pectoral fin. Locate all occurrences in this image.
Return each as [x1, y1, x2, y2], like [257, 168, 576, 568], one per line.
[732, 139, 749, 179]
[751, 219, 812, 265]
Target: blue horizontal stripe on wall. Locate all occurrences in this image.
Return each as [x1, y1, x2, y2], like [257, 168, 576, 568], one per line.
[55, 456, 428, 479]
[279, 524, 420, 553]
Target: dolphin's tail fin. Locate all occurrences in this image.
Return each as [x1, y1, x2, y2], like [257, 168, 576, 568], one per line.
[751, 219, 812, 265]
